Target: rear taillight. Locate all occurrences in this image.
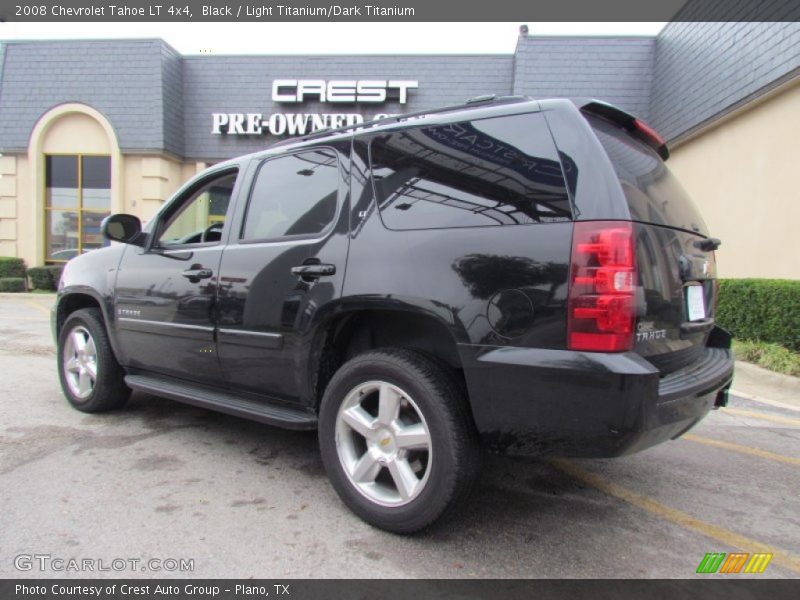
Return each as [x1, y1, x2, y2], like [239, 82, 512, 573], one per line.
[568, 221, 636, 352]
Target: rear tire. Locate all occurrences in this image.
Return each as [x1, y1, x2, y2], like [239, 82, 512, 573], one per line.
[319, 348, 480, 533]
[58, 307, 130, 413]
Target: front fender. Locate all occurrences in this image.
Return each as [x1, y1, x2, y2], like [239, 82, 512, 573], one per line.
[54, 245, 126, 357]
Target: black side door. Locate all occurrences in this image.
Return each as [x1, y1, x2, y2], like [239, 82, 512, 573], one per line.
[216, 146, 350, 405]
[113, 166, 242, 384]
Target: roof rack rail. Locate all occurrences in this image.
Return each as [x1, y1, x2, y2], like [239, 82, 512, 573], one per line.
[268, 94, 529, 149]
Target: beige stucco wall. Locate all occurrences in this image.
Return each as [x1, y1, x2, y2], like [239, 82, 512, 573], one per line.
[41, 111, 111, 155]
[0, 154, 21, 258]
[2, 151, 203, 267]
[668, 78, 800, 280]
[122, 155, 197, 225]
[0, 103, 207, 268]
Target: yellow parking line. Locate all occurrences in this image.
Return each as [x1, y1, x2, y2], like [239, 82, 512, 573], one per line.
[550, 457, 800, 574]
[25, 300, 52, 316]
[721, 407, 800, 428]
[682, 434, 800, 467]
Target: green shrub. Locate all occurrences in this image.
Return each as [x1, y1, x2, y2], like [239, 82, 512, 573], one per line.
[27, 265, 63, 291]
[0, 257, 26, 279]
[733, 340, 800, 377]
[27, 267, 52, 290]
[46, 265, 64, 289]
[0, 277, 26, 292]
[717, 279, 800, 352]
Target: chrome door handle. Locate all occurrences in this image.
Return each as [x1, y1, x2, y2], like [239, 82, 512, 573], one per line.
[182, 268, 213, 281]
[291, 264, 336, 279]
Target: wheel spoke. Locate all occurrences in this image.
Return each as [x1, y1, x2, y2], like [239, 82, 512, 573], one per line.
[84, 337, 96, 358]
[71, 331, 86, 352]
[350, 450, 382, 483]
[395, 423, 430, 450]
[378, 383, 401, 425]
[341, 405, 376, 438]
[78, 369, 92, 395]
[387, 458, 419, 500]
[84, 360, 97, 380]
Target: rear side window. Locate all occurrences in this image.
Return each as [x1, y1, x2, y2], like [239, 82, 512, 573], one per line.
[369, 112, 572, 230]
[587, 115, 708, 235]
[242, 149, 339, 241]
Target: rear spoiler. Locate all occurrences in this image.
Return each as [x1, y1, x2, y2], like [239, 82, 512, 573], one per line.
[581, 101, 670, 160]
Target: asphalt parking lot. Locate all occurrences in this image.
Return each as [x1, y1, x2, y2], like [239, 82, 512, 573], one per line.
[1, 294, 798, 579]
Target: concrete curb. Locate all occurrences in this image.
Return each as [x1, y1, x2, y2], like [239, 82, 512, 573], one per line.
[732, 360, 800, 411]
[0, 293, 56, 299]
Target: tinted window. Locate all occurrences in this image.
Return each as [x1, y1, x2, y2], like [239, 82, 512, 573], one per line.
[45, 155, 78, 209]
[588, 115, 708, 235]
[370, 113, 571, 230]
[243, 150, 339, 240]
[81, 156, 111, 211]
[44, 155, 112, 260]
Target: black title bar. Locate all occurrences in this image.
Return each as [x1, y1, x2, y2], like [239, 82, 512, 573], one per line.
[1, 0, 799, 22]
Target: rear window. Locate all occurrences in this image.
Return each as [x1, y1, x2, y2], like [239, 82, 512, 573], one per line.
[588, 115, 708, 236]
[369, 112, 572, 230]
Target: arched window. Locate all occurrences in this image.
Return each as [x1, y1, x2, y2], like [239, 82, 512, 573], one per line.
[29, 104, 121, 265]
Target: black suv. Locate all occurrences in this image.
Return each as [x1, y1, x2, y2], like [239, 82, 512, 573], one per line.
[53, 97, 734, 533]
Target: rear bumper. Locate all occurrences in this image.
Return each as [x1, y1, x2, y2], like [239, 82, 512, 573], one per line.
[458, 335, 734, 458]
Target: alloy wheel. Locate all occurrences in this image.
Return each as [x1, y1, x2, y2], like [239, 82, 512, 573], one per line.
[335, 380, 432, 506]
[63, 325, 98, 400]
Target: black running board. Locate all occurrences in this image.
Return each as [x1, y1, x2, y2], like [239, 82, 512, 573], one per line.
[125, 374, 318, 430]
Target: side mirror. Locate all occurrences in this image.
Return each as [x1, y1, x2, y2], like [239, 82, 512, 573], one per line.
[101, 214, 144, 246]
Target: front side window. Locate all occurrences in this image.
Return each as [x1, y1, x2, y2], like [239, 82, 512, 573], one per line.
[157, 172, 237, 247]
[242, 149, 339, 241]
[45, 155, 111, 261]
[370, 113, 572, 230]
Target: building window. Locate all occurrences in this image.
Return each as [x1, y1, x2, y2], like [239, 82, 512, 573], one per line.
[45, 155, 111, 262]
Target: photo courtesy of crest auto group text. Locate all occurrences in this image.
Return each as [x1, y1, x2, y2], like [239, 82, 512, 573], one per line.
[0, 0, 798, 597]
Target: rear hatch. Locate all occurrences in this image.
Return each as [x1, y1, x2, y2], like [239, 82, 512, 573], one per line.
[584, 108, 719, 375]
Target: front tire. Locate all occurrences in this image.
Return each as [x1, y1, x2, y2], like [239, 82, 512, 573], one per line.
[319, 348, 479, 533]
[58, 307, 130, 413]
